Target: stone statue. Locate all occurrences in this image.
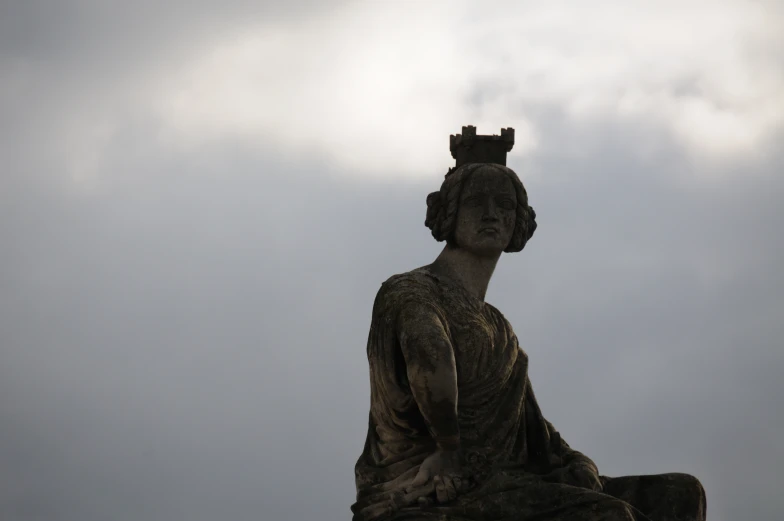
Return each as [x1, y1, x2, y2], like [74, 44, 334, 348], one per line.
[350, 127, 707, 521]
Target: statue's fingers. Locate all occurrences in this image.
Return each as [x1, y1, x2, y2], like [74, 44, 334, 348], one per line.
[417, 496, 433, 507]
[442, 476, 458, 501]
[434, 475, 448, 503]
[407, 470, 429, 491]
[399, 482, 434, 507]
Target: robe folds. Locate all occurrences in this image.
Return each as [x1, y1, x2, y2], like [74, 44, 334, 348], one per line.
[351, 269, 705, 521]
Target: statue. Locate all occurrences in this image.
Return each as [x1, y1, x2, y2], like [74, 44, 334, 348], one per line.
[350, 127, 707, 521]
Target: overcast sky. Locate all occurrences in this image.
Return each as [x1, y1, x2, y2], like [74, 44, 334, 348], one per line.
[1, 1, 783, 520]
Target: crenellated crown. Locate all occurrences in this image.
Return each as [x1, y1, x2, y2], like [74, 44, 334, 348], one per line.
[449, 126, 515, 167]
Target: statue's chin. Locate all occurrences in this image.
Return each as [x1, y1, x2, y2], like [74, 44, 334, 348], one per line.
[460, 244, 506, 258]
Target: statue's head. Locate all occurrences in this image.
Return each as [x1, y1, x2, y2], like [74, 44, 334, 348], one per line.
[425, 163, 537, 255]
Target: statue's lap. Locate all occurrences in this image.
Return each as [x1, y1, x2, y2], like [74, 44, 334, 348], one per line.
[387, 472, 705, 521]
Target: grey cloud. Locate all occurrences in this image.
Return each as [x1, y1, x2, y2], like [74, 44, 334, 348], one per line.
[0, 0, 348, 66]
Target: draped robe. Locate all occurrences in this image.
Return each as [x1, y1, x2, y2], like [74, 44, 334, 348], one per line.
[351, 269, 706, 521]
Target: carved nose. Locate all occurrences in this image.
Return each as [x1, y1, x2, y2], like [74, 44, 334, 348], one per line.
[482, 201, 499, 221]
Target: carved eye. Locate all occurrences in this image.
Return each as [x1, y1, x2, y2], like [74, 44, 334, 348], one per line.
[498, 198, 516, 210]
[462, 196, 482, 207]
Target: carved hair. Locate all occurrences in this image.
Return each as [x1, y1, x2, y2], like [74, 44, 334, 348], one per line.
[425, 163, 537, 253]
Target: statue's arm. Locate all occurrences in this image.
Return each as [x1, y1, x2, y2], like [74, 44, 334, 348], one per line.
[396, 302, 460, 451]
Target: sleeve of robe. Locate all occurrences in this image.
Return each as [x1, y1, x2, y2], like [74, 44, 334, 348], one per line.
[396, 299, 461, 450]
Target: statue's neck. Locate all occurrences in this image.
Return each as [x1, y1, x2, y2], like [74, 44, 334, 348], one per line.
[428, 245, 501, 302]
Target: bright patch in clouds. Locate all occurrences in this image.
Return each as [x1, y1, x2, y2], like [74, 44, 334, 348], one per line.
[155, 0, 781, 177]
[127, 2, 784, 177]
[157, 3, 537, 177]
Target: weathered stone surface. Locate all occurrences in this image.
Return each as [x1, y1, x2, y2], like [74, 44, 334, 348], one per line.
[351, 130, 706, 521]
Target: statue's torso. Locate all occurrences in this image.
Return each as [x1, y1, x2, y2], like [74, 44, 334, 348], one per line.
[354, 270, 704, 521]
[366, 269, 531, 458]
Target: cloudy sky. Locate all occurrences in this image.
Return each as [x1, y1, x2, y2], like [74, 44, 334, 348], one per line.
[1, 1, 783, 520]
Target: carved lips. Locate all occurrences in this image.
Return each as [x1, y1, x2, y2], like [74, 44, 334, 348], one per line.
[478, 227, 500, 234]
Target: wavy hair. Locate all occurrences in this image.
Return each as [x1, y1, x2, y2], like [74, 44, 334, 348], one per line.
[424, 163, 537, 253]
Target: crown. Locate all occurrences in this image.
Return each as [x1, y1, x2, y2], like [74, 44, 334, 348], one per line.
[449, 125, 515, 167]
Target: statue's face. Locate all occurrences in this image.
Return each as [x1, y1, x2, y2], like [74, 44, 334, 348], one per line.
[453, 166, 517, 256]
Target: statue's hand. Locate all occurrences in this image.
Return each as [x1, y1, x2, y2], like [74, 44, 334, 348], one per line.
[405, 449, 468, 504]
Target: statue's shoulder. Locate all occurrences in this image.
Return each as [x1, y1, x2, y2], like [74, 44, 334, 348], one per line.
[374, 268, 440, 312]
[485, 301, 517, 330]
[380, 268, 437, 289]
[484, 301, 508, 321]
